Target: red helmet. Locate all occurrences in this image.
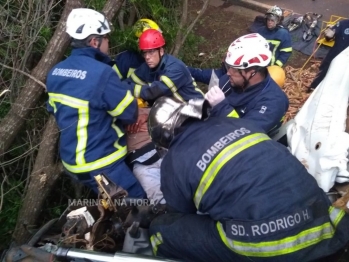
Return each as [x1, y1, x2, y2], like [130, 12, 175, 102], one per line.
[139, 29, 165, 50]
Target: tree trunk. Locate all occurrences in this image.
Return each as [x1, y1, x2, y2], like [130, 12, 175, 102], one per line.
[102, 0, 125, 21]
[0, 0, 84, 158]
[171, 0, 210, 57]
[12, 116, 63, 245]
[171, 0, 188, 57]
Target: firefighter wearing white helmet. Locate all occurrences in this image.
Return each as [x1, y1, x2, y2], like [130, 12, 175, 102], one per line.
[204, 33, 289, 137]
[257, 5, 292, 67]
[46, 8, 146, 198]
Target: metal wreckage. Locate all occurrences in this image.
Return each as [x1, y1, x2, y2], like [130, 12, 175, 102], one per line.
[4, 174, 172, 262]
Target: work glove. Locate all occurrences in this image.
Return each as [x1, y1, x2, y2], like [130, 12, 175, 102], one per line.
[205, 85, 225, 107]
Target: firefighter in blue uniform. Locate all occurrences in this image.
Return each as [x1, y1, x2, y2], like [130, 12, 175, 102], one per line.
[147, 96, 349, 262]
[46, 8, 145, 197]
[125, 29, 204, 102]
[309, 19, 349, 91]
[257, 5, 292, 67]
[204, 33, 289, 136]
[123, 28, 203, 204]
[112, 19, 162, 80]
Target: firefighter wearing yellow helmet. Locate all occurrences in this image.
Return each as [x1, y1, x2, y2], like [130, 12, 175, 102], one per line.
[134, 18, 162, 38]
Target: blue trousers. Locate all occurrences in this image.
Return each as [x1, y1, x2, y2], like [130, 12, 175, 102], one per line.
[65, 160, 146, 198]
[149, 213, 250, 262]
[149, 213, 345, 262]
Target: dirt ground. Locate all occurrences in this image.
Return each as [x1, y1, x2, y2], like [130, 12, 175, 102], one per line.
[188, 0, 310, 69]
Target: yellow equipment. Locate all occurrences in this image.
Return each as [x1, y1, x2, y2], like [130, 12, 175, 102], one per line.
[317, 15, 348, 47]
[137, 98, 148, 108]
[134, 18, 161, 38]
[267, 65, 286, 88]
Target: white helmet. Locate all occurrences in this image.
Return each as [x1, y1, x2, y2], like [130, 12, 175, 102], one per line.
[66, 8, 111, 40]
[266, 5, 283, 21]
[225, 33, 271, 69]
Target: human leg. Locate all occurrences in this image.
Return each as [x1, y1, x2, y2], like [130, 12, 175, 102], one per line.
[149, 213, 249, 262]
[133, 159, 165, 204]
[309, 60, 330, 90]
[98, 161, 146, 198]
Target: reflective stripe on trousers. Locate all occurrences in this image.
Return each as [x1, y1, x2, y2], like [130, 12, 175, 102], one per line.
[216, 206, 346, 257]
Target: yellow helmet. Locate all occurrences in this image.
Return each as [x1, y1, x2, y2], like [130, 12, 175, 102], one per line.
[134, 18, 162, 38]
[267, 65, 286, 87]
[137, 98, 148, 108]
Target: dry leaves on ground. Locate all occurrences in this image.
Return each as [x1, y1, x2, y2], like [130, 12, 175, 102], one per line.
[282, 61, 321, 122]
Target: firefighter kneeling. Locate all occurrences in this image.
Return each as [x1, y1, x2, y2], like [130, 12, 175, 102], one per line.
[147, 97, 349, 262]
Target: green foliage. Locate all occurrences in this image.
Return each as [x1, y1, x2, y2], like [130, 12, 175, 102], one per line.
[0, 100, 11, 119]
[0, 177, 25, 250]
[105, 0, 180, 54]
[85, 0, 107, 11]
[35, 26, 53, 50]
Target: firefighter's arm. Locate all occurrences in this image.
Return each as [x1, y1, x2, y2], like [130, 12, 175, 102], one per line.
[275, 31, 293, 67]
[324, 24, 336, 41]
[46, 99, 55, 114]
[188, 67, 214, 85]
[138, 69, 187, 101]
[209, 97, 239, 118]
[243, 100, 287, 134]
[102, 72, 138, 124]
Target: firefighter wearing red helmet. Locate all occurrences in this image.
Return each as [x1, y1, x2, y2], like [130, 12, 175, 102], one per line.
[121, 28, 204, 205]
[125, 28, 204, 102]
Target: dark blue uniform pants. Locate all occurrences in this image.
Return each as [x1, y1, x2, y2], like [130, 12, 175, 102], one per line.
[65, 160, 146, 198]
[149, 213, 250, 262]
[149, 213, 346, 262]
[310, 60, 331, 89]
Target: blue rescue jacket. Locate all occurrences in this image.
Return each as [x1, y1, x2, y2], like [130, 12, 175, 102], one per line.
[161, 116, 349, 261]
[126, 54, 204, 102]
[257, 26, 293, 67]
[46, 47, 138, 174]
[113, 50, 145, 80]
[212, 73, 289, 134]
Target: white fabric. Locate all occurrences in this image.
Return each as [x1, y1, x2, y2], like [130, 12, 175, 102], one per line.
[287, 46, 349, 192]
[133, 159, 166, 204]
[205, 86, 225, 107]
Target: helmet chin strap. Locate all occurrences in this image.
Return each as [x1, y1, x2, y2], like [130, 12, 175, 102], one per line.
[233, 70, 256, 93]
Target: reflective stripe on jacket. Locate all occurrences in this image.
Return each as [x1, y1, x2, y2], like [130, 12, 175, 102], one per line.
[127, 54, 204, 101]
[161, 116, 349, 260]
[257, 26, 292, 67]
[213, 73, 289, 134]
[46, 47, 137, 173]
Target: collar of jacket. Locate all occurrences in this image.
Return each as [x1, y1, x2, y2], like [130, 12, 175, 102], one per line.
[71, 47, 112, 65]
[227, 74, 271, 107]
